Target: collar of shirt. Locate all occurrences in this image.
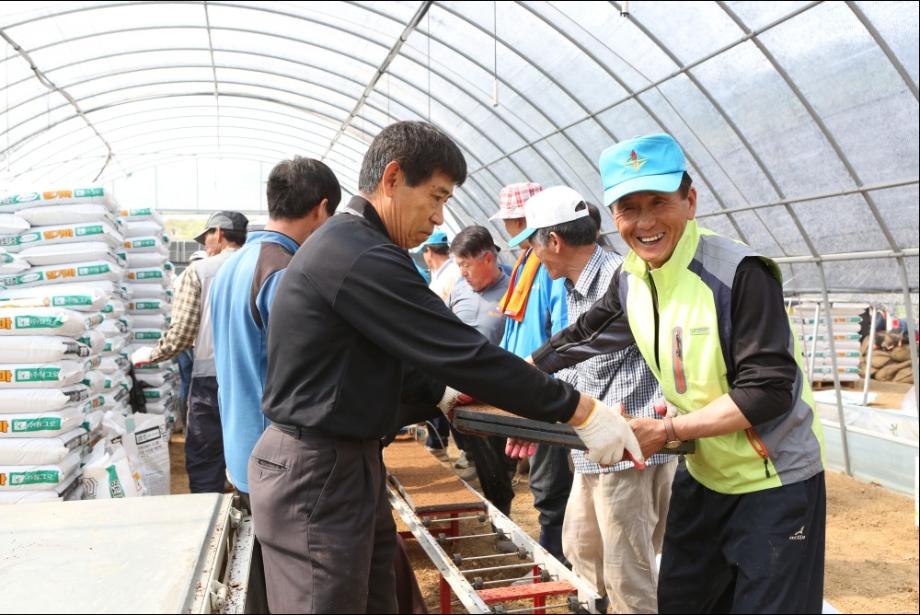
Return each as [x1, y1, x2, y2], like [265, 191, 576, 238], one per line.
[339, 195, 390, 239]
[246, 229, 300, 253]
[480, 269, 510, 294]
[432, 258, 455, 281]
[565, 245, 610, 300]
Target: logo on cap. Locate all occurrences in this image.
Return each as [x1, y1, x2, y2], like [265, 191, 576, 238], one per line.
[623, 150, 647, 172]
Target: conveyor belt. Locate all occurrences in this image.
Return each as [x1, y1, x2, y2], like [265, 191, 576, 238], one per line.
[386, 438, 604, 613]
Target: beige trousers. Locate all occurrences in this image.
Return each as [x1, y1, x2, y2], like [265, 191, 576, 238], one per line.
[562, 460, 677, 614]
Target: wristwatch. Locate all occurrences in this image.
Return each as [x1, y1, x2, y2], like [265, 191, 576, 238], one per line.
[663, 417, 682, 450]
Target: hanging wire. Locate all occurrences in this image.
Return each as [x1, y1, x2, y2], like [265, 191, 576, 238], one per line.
[4, 39, 9, 177]
[0, 29, 122, 182]
[492, 0, 499, 107]
[427, 8, 432, 120]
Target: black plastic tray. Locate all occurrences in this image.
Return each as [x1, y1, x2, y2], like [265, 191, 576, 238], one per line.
[452, 405, 695, 455]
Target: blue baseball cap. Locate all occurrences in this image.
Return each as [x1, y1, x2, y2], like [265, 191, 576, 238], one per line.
[599, 133, 687, 206]
[420, 230, 449, 247]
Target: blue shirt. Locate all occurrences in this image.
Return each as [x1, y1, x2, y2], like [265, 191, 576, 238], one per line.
[499, 252, 568, 358]
[210, 230, 299, 493]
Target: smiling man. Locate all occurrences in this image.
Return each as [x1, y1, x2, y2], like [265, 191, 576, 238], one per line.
[249, 121, 641, 613]
[513, 186, 675, 613]
[530, 133, 827, 614]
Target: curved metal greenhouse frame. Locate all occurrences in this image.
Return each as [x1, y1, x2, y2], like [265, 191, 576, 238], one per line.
[0, 1, 917, 475]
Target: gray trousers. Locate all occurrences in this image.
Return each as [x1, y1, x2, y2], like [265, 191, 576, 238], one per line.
[248, 426, 398, 614]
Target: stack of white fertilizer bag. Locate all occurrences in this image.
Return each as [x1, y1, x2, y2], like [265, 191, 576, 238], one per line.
[792, 302, 864, 383]
[0, 189, 171, 503]
[118, 206, 179, 431]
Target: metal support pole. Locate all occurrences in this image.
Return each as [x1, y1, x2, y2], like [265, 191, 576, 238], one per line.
[438, 532, 500, 543]
[454, 552, 525, 565]
[440, 575, 451, 614]
[895, 257, 920, 408]
[533, 565, 546, 614]
[862, 305, 878, 406]
[424, 514, 487, 526]
[497, 604, 573, 614]
[808, 304, 820, 382]
[460, 561, 537, 575]
[818, 264, 852, 476]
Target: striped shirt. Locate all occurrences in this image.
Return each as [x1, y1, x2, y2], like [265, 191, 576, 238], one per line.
[566, 246, 668, 474]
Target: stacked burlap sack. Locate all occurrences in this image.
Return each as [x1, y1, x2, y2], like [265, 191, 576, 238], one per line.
[860, 332, 914, 384]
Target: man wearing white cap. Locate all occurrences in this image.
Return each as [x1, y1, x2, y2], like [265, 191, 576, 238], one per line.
[530, 134, 826, 614]
[507, 186, 675, 613]
[491, 182, 574, 561]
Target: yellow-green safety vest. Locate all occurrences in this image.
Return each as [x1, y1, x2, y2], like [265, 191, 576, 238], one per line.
[620, 220, 825, 494]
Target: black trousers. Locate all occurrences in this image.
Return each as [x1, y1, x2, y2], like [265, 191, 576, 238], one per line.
[529, 444, 573, 528]
[249, 426, 398, 614]
[185, 376, 226, 493]
[465, 435, 515, 515]
[659, 466, 826, 614]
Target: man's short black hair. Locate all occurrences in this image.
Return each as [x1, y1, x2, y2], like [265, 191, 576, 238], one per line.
[222, 228, 247, 246]
[267, 157, 342, 220]
[532, 215, 598, 248]
[678, 171, 693, 199]
[424, 243, 450, 257]
[450, 225, 499, 259]
[358, 121, 467, 193]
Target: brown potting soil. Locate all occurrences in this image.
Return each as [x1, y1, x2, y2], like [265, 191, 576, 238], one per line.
[384, 439, 485, 512]
[458, 403, 518, 418]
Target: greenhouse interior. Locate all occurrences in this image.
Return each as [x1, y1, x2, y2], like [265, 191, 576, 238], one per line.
[0, 1, 917, 614]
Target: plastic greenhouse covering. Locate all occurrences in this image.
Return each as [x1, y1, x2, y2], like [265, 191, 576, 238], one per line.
[0, 0, 915, 302]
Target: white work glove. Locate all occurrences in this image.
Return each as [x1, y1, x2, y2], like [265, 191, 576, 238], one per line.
[437, 386, 464, 418]
[572, 399, 645, 467]
[131, 346, 154, 367]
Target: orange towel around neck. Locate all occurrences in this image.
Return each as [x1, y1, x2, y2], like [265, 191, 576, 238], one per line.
[499, 249, 541, 322]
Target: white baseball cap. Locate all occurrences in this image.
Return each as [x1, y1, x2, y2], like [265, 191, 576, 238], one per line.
[508, 186, 589, 248]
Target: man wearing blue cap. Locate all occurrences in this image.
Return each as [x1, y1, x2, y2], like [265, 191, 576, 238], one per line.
[421, 229, 462, 303]
[418, 229, 461, 462]
[530, 133, 826, 613]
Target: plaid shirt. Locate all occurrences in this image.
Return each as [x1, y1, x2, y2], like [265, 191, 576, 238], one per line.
[566, 246, 668, 474]
[149, 263, 201, 364]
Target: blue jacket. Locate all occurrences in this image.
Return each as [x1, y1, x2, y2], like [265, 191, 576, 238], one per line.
[499, 253, 568, 358]
[210, 230, 299, 493]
